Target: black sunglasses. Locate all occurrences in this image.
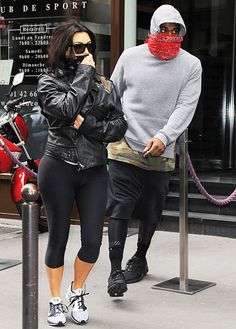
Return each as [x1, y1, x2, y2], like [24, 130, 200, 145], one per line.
[71, 42, 94, 55]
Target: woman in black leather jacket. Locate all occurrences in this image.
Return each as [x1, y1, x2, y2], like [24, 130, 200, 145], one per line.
[37, 21, 127, 326]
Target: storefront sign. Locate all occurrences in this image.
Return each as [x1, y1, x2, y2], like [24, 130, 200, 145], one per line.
[0, 0, 89, 106]
[9, 24, 52, 77]
[0, 1, 88, 18]
[1, 0, 88, 80]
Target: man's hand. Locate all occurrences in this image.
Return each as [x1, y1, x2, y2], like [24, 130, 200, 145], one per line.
[73, 114, 84, 129]
[143, 138, 166, 157]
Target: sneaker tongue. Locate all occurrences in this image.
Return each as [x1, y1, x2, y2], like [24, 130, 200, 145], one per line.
[75, 288, 83, 296]
[51, 297, 62, 305]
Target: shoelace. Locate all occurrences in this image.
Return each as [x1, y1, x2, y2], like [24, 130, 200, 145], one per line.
[69, 292, 89, 310]
[49, 303, 68, 316]
[126, 257, 143, 271]
[111, 270, 124, 279]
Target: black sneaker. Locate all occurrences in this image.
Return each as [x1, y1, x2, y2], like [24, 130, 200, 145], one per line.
[107, 270, 127, 297]
[124, 255, 149, 283]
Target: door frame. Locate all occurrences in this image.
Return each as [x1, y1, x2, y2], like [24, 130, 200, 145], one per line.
[110, 0, 124, 73]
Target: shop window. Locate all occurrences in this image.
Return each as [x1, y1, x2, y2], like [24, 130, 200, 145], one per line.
[0, 0, 112, 159]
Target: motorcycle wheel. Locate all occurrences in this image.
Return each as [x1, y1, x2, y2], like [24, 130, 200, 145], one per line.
[15, 199, 48, 233]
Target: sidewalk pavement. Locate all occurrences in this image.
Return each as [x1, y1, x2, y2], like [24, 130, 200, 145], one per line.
[0, 219, 236, 329]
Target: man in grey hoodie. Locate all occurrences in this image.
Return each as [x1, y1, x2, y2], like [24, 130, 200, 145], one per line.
[107, 4, 202, 297]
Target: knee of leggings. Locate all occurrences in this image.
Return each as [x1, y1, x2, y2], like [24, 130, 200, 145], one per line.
[78, 242, 102, 263]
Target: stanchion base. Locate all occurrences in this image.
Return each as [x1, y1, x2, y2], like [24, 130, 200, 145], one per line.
[0, 259, 21, 271]
[152, 277, 216, 295]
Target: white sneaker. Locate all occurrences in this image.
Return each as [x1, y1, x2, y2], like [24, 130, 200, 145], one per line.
[65, 282, 89, 324]
[47, 297, 67, 326]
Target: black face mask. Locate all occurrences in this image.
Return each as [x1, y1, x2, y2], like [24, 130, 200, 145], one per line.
[65, 56, 86, 69]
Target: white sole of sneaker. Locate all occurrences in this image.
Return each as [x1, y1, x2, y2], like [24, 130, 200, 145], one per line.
[47, 320, 66, 326]
[65, 292, 89, 324]
[71, 313, 89, 324]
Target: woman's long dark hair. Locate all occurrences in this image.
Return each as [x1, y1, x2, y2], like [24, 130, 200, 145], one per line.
[47, 21, 96, 72]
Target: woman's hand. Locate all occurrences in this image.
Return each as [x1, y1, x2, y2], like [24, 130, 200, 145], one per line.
[73, 114, 84, 129]
[81, 54, 95, 68]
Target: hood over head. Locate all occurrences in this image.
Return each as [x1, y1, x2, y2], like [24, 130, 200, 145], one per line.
[150, 4, 186, 37]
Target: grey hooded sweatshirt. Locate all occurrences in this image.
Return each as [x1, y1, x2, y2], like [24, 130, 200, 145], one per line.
[110, 5, 202, 159]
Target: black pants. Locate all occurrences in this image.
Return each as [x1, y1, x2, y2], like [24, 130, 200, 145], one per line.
[107, 160, 170, 271]
[107, 160, 170, 224]
[38, 155, 108, 268]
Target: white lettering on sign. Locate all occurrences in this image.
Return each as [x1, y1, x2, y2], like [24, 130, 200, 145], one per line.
[0, 1, 87, 15]
[20, 25, 47, 34]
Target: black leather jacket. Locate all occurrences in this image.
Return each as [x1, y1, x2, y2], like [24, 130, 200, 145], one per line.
[37, 64, 127, 169]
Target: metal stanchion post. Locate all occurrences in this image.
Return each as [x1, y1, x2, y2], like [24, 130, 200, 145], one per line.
[179, 129, 189, 291]
[21, 183, 39, 329]
[152, 130, 216, 294]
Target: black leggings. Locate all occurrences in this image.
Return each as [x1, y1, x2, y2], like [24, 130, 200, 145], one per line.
[38, 155, 108, 268]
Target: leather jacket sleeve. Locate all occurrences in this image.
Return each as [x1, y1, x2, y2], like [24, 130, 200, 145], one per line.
[37, 65, 95, 122]
[79, 83, 127, 143]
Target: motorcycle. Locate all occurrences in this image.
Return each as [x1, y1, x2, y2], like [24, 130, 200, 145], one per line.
[0, 72, 48, 232]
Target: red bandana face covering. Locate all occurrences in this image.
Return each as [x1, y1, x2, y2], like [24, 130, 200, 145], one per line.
[145, 33, 183, 61]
